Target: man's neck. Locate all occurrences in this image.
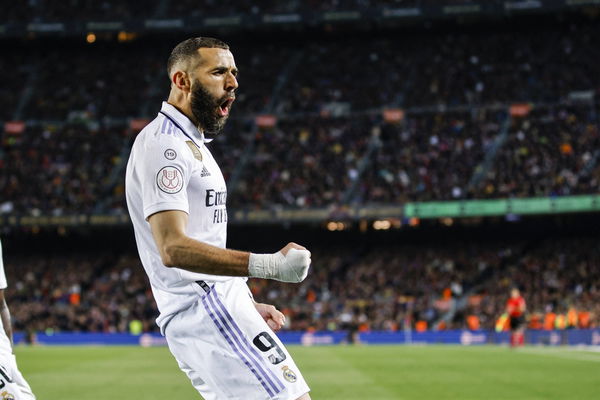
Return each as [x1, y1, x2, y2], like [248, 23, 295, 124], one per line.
[166, 103, 203, 136]
[166, 90, 199, 126]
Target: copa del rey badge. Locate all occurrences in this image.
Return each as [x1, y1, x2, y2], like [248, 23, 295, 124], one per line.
[157, 166, 184, 194]
[281, 366, 297, 383]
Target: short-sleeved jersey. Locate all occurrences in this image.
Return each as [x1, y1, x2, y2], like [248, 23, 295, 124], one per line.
[0, 240, 13, 354]
[506, 296, 526, 317]
[0, 240, 8, 290]
[126, 102, 234, 332]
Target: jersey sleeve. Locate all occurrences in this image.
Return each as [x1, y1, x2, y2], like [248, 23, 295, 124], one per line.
[138, 135, 195, 220]
[0, 240, 8, 289]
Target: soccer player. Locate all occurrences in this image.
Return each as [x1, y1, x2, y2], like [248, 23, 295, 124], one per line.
[0, 239, 36, 400]
[125, 37, 312, 400]
[506, 287, 526, 347]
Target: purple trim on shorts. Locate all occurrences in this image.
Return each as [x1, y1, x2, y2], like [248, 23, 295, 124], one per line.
[205, 289, 284, 395]
[210, 290, 286, 392]
[201, 294, 278, 398]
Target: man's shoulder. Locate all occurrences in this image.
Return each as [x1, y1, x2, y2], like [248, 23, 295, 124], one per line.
[134, 115, 191, 153]
[137, 115, 172, 140]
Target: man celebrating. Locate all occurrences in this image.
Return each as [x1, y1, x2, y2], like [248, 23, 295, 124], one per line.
[125, 37, 311, 399]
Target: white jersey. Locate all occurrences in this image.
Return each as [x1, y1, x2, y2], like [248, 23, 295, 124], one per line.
[0, 240, 12, 354]
[0, 240, 37, 400]
[126, 102, 236, 332]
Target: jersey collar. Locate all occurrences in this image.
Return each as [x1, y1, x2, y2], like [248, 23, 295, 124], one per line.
[159, 102, 213, 146]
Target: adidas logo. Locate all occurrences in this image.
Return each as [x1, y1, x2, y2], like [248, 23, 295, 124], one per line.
[201, 166, 211, 177]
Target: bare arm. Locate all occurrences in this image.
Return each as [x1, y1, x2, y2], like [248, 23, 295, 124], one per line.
[149, 210, 311, 282]
[0, 290, 13, 349]
[149, 210, 250, 276]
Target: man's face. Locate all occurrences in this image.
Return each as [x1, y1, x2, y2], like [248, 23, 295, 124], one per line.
[189, 47, 238, 137]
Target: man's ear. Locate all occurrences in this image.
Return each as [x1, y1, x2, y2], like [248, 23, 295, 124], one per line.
[172, 70, 192, 93]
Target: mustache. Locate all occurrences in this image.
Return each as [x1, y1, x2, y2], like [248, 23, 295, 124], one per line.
[218, 94, 235, 105]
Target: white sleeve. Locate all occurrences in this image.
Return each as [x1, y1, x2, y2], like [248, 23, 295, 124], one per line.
[139, 135, 195, 220]
[0, 239, 8, 289]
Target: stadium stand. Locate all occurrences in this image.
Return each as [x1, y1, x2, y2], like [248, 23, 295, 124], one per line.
[2, 21, 598, 215]
[1, 123, 131, 216]
[1, 2, 599, 338]
[477, 105, 600, 198]
[360, 109, 505, 203]
[231, 116, 372, 209]
[2, 0, 506, 22]
[0, 49, 30, 121]
[463, 238, 600, 331]
[4, 237, 598, 333]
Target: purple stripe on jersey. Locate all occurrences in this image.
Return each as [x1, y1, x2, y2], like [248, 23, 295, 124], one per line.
[160, 118, 177, 136]
[160, 117, 169, 135]
[159, 110, 195, 143]
[201, 295, 277, 398]
[208, 289, 285, 393]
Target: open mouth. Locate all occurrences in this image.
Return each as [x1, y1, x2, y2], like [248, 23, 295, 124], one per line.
[218, 97, 235, 117]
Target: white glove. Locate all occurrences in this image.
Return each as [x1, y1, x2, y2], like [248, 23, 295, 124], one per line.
[248, 248, 311, 283]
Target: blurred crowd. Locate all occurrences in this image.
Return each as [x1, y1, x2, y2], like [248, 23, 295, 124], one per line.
[2, 1, 511, 22]
[1, 21, 598, 215]
[463, 238, 600, 331]
[27, 43, 159, 120]
[0, 123, 130, 216]
[2, 105, 597, 217]
[276, 25, 599, 112]
[248, 242, 502, 332]
[6, 253, 157, 333]
[162, 0, 498, 18]
[4, 237, 598, 334]
[231, 116, 371, 209]
[2, 4, 599, 337]
[360, 109, 503, 204]
[478, 106, 600, 198]
[2, 22, 598, 118]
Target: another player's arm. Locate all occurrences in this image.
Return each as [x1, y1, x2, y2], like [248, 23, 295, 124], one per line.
[0, 290, 13, 349]
[149, 210, 311, 282]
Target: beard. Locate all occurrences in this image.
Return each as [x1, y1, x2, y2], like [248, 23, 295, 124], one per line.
[190, 82, 231, 138]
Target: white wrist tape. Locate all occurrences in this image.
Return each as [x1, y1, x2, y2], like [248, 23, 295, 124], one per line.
[249, 249, 311, 283]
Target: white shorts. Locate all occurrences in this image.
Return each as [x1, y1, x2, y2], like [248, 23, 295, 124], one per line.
[164, 278, 310, 400]
[0, 351, 36, 400]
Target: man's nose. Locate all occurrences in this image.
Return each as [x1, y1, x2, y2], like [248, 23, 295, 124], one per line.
[225, 72, 238, 92]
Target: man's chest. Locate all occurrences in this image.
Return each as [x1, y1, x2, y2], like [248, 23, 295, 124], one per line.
[186, 145, 227, 210]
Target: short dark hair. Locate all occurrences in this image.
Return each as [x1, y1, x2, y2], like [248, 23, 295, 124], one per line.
[167, 37, 229, 77]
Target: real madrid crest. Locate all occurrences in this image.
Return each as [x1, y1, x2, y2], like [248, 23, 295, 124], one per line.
[281, 365, 297, 383]
[1, 390, 15, 400]
[185, 141, 203, 161]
